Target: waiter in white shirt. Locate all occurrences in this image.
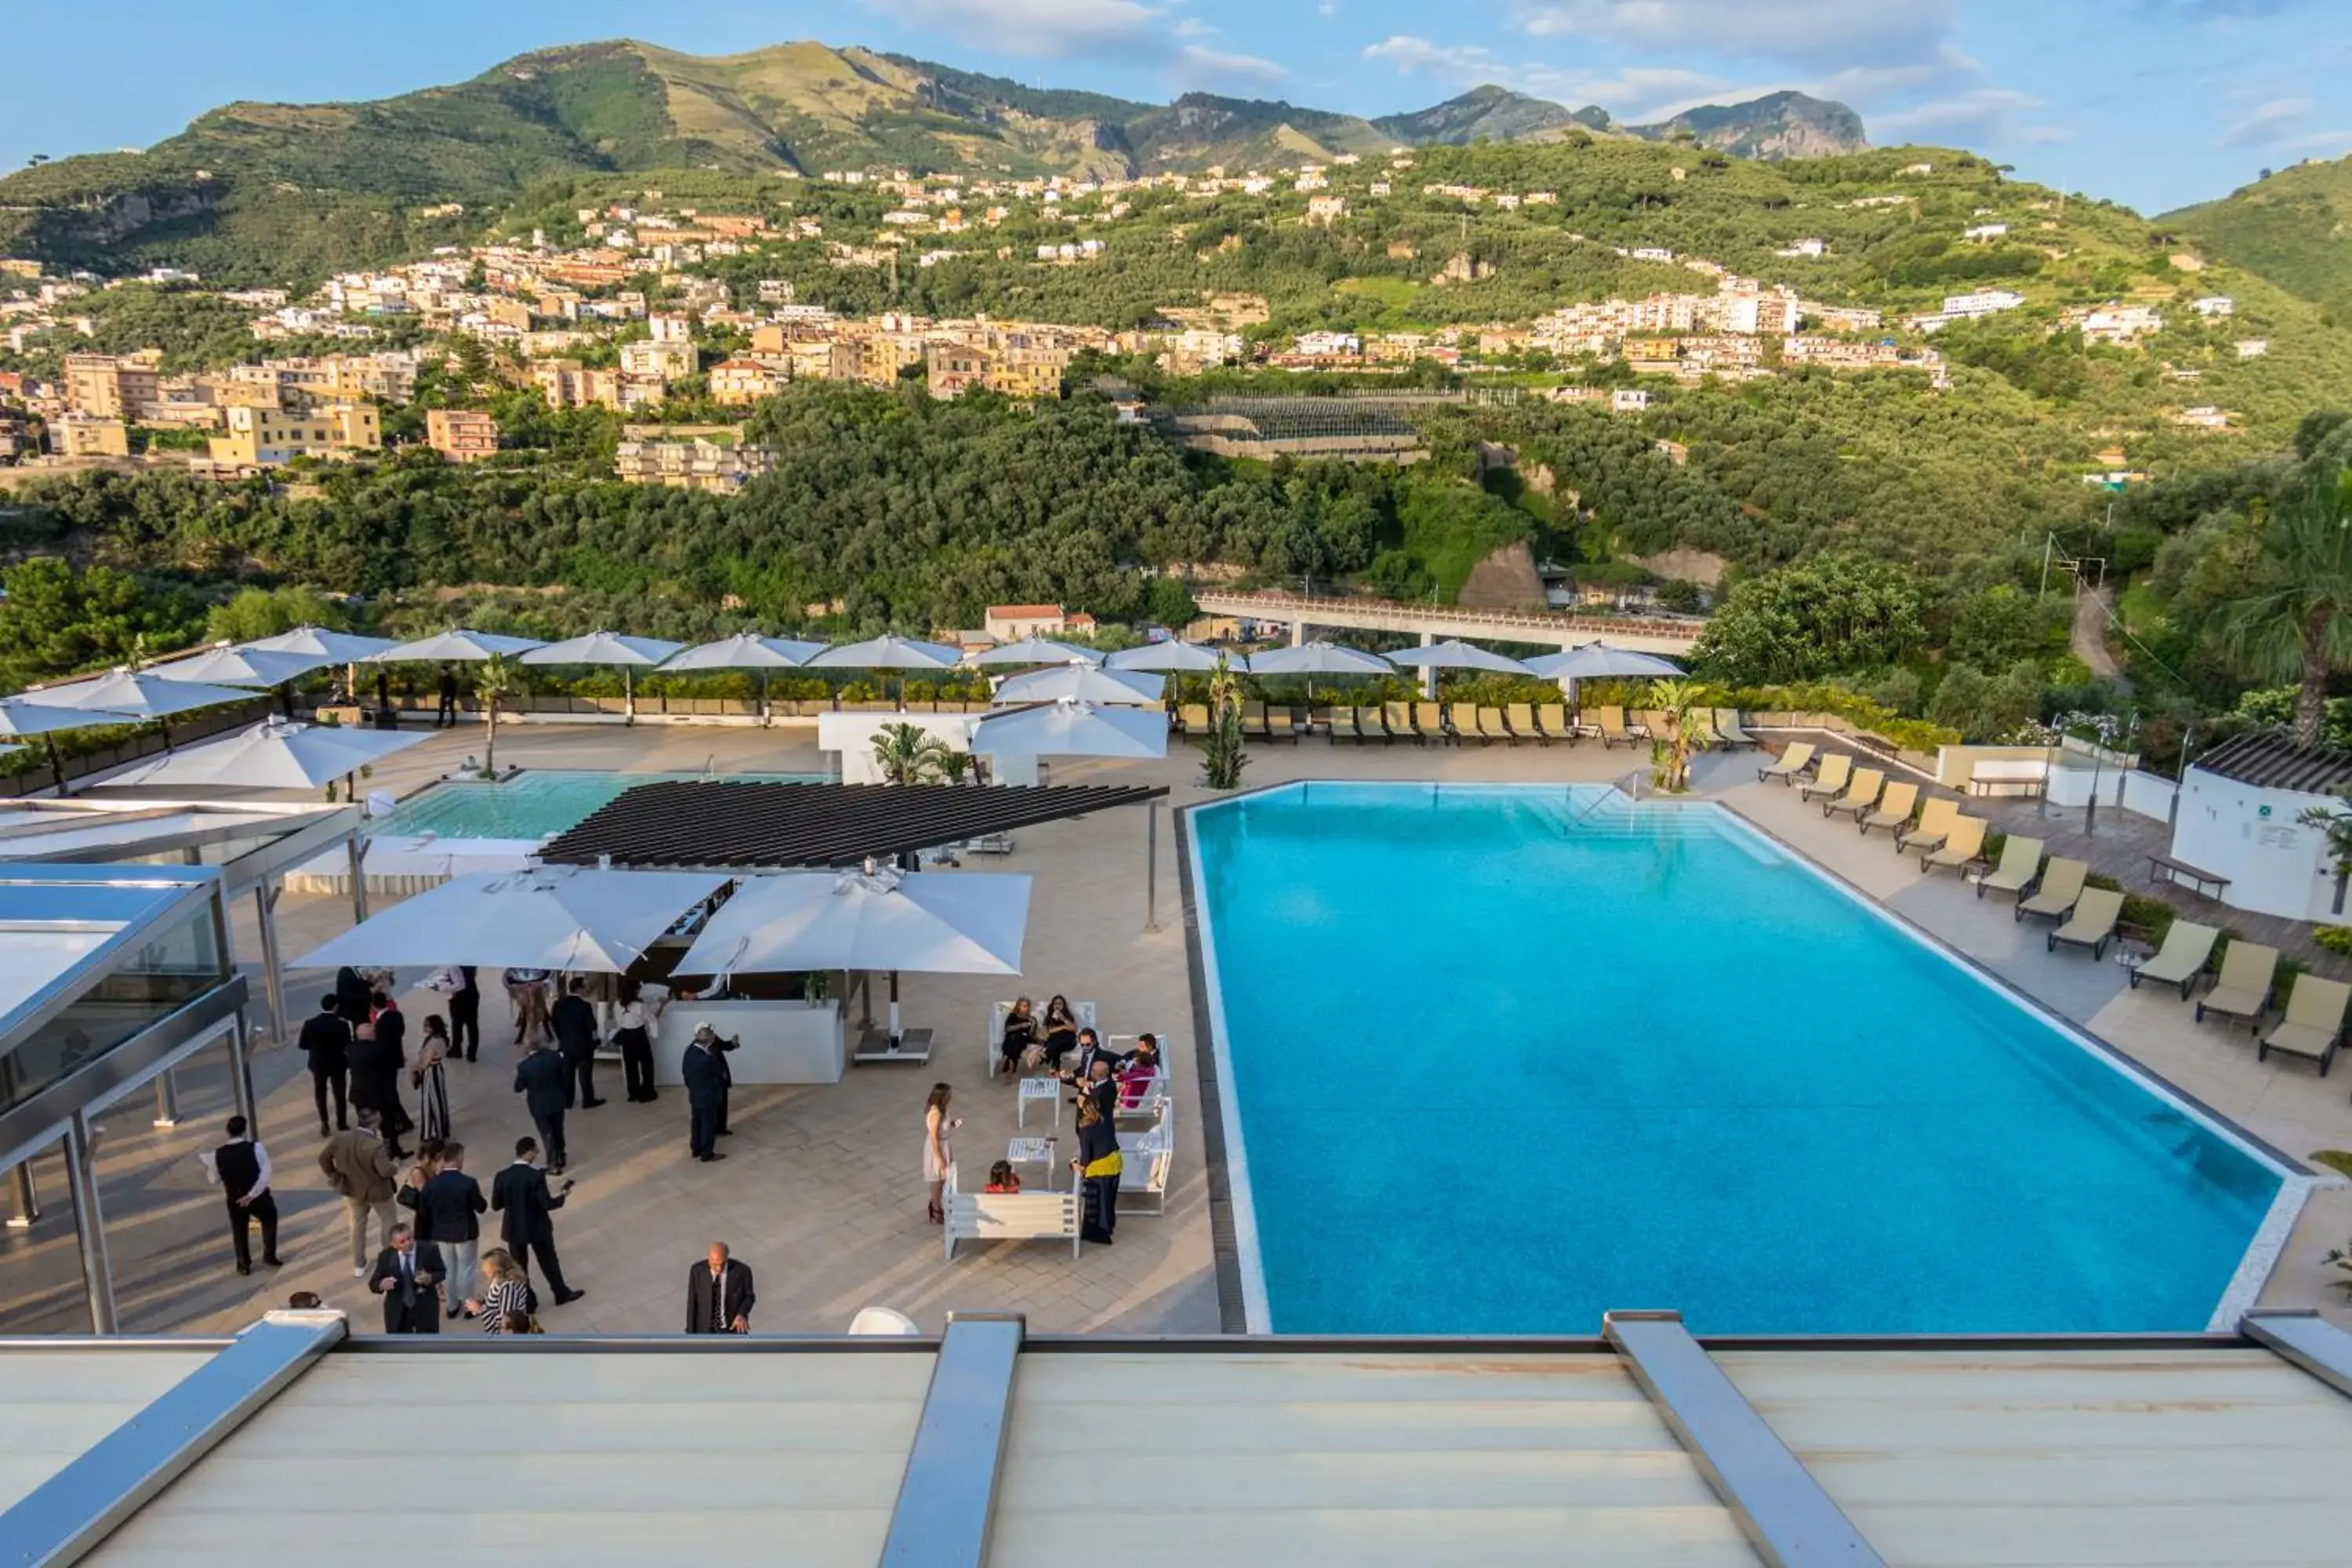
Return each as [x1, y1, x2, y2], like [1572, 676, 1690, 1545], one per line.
[203, 1116, 281, 1276]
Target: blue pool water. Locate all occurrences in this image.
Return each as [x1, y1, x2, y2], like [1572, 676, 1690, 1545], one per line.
[1191, 782, 2290, 1336]
[387, 771, 826, 840]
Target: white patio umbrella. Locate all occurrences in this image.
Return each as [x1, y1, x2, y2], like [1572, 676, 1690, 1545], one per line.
[152, 644, 334, 688]
[970, 699, 1169, 760]
[40, 668, 260, 719]
[242, 626, 400, 662]
[521, 631, 688, 721]
[809, 634, 965, 705]
[1387, 639, 1535, 676]
[103, 719, 427, 792]
[370, 630, 547, 662]
[0, 698, 141, 738]
[291, 866, 731, 973]
[1523, 642, 1685, 706]
[662, 632, 830, 723]
[992, 662, 1163, 707]
[1105, 640, 1248, 673]
[673, 864, 1030, 1047]
[966, 636, 1103, 667]
[1245, 639, 1396, 702]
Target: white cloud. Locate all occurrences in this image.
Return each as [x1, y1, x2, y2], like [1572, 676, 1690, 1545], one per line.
[1363, 34, 1726, 117]
[2219, 96, 2312, 147]
[1516, 0, 1955, 68]
[863, 0, 1165, 60]
[1177, 45, 1290, 85]
[1871, 87, 2049, 143]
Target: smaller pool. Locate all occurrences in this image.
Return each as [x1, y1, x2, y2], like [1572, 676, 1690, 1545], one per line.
[387, 771, 827, 840]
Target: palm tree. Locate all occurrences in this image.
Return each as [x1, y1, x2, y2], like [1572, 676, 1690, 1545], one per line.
[2225, 467, 2352, 749]
[871, 721, 948, 785]
[1645, 677, 1702, 793]
[1200, 653, 1250, 790]
[474, 655, 517, 775]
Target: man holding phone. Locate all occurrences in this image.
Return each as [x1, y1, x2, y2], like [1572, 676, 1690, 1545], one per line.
[490, 1136, 584, 1307]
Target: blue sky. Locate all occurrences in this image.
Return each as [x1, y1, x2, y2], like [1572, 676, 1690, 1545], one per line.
[5, 1, 2348, 212]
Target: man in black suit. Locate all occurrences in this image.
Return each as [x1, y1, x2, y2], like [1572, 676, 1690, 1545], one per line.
[207, 1116, 281, 1276]
[512, 1040, 572, 1174]
[414, 1141, 488, 1319]
[367, 1223, 445, 1334]
[685, 1242, 755, 1334]
[447, 965, 481, 1062]
[550, 978, 605, 1109]
[297, 995, 351, 1138]
[681, 1025, 728, 1163]
[345, 1013, 407, 1161]
[491, 1137, 583, 1305]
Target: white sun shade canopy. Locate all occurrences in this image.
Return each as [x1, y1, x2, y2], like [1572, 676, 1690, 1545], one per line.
[1522, 643, 1685, 681]
[1385, 639, 1536, 676]
[292, 867, 731, 973]
[519, 631, 686, 668]
[150, 645, 335, 688]
[371, 630, 547, 662]
[808, 634, 964, 671]
[673, 867, 1030, 978]
[0, 699, 140, 738]
[969, 699, 1169, 759]
[992, 663, 1163, 707]
[38, 669, 259, 718]
[1105, 641, 1247, 673]
[660, 633, 829, 670]
[104, 720, 428, 790]
[241, 626, 401, 662]
[1245, 641, 1396, 677]
[966, 637, 1104, 668]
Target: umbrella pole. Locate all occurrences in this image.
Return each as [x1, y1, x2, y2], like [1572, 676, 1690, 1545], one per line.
[760, 670, 771, 729]
[624, 667, 635, 727]
[45, 734, 66, 798]
[888, 970, 902, 1048]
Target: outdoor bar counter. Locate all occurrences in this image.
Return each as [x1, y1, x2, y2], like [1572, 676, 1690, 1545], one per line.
[655, 998, 846, 1085]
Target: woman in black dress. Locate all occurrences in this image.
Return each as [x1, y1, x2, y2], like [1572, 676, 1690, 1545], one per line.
[998, 996, 1039, 1077]
[1040, 995, 1080, 1070]
[1070, 1092, 1122, 1245]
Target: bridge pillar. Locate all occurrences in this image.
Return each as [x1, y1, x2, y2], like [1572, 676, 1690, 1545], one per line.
[1419, 630, 1437, 699]
[1290, 619, 1305, 648]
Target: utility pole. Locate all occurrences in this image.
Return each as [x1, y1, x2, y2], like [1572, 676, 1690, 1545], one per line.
[2038, 532, 2054, 601]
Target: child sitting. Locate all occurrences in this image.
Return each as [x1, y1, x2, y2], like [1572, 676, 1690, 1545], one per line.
[984, 1159, 1022, 1194]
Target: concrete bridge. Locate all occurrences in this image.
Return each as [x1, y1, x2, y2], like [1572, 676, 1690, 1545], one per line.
[1193, 590, 1705, 655]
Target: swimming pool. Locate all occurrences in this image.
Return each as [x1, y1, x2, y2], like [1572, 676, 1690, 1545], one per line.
[387, 771, 827, 840]
[1189, 782, 2304, 1336]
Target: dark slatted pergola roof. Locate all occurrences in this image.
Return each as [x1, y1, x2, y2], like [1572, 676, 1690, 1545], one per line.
[2191, 731, 2352, 795]
[538, 781, 1167, 870]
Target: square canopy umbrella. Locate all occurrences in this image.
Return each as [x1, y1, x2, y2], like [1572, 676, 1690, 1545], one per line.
[662, 632, 829, 723]
[992, 662, 1163, 707]
[104, 718, 427, 791]
[152, 644, 336, 688]
[809, 634, 965, 704]
[39, 668, 259, 719]
[1387, 639, 1534, 675]
[371, 630, 547, 662]
[521, 630, 688, 720]
[242, 626, 399, 662]
[967, 636, 1103, 668]
[1522, 642, 1684, 706]
[970, 699, 1169, 760]
[1105, 640, 1249, 673]
[0, 697, 140, 738]
[292, 866, 731, 973]
[1245, 640, 1396, 677]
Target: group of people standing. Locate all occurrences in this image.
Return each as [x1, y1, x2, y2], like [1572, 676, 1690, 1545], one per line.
[942, 1018, 1162, 1247]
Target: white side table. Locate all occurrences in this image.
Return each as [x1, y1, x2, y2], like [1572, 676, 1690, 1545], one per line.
[1017, 1076, 1061, 1129]
[1006, 1135, 1059, 1191]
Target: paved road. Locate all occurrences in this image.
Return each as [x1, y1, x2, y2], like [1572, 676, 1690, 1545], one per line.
[2073, 584, 2131, 692]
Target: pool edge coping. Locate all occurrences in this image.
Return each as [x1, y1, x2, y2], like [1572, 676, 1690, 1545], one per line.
[1183, 778, 2320, 1338]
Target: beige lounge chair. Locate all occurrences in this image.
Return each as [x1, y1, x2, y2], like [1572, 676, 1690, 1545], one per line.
[1713, 709, 1759, 750]
[1266, 706, 1298, 742]
[1759, 742, 1815, 785]
[1326, 706, 1359, 742]
[1414, 702, 1449, 746]
[1822, 768, 1886, 822]
[1357, 705, 1392, 742]
[1478, 706, 1515, 745]
[1508, 703, 1546, 746]
[1859, 781, 1919, 837]
[2128, 921, 2220, 1000]
[1918, 815, 1987, 875]
[1974, 836, 2045, 902]
[1898, 796, 1958, 853]
[2259, 976, 2352, 1075]
[1595, 706, 1641, 749]
[2013, 856, 2088, 923]
[2196, 942, 2279, 1032]
[1385, 702, 1417, 745]
[1450, 702, 1486, 745]
[1180, 702, 1210, 736]
[1537, 703, 1572, 742]
[1797, 753, 1854, 804]
[2046, 887, 2125, 960]
[1241, 701, 1271, 739]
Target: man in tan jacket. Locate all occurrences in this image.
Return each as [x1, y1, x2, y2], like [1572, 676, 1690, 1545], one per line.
[318, 1109, 400, 1278]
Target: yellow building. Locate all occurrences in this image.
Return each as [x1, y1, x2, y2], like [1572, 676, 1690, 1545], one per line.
[51, 414, 130, 458]
[62, 354, 160, 420]
[206, 403, 380, 468]
[709, 359, 784, 406]
[424, 408, 499, 463]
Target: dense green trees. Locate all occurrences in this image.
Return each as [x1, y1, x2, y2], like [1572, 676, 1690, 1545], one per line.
[0, 558, 204, 690]
[1690, 555, 1927, 685]
[2220, 466, 2352, 746]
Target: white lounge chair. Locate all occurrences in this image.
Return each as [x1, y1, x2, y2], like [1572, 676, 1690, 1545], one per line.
[1116, 1114, 1175, 1216]
[942, 1167, 1082, 1259]
[987, 998, 1098, 1077]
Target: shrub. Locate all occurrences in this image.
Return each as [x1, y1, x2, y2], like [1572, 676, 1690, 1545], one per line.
[2316, 927, 2352, 960]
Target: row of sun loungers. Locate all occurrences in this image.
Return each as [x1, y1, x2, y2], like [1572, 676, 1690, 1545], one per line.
[1174, 703, 1766, 750]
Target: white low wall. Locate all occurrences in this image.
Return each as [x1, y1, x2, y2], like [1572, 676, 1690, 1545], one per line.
[815, 711, 1040, 786]
[2171, 767, 2339, 922]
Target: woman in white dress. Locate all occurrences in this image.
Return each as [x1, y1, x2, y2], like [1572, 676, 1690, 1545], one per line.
[923, 1083, 960, 1225]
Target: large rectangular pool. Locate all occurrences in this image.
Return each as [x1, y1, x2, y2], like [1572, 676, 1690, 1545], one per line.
[1189, 782, 2302, 1335]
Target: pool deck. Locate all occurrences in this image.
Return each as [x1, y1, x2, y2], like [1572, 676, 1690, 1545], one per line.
[4, 721, 2350, 1337]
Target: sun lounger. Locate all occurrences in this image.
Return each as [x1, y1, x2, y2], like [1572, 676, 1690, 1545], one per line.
[1897, 796, 1958, 852]
[1114, 1119, 1175, 1214]
[1438, 701, 1475, 745]
[2046, 887, 2125, 960]
[1537, 703, 1572, 742]
[1634, 709, 1669, 739]
[1821, 767, 1886, 822]
[1974, 837, 2045, 902]
[1327, 706, 1357, 742]
[1477, 706, 1515, 744]
[2259, 976, 2352, 1074]
[1179, 702, 1210, 736]
[1759, 742, 1816, 785]
[1686, 711, 1722, 750]
[2196, 942, 2279, 1031]
[1796, 753, 1853, 804]
[1595, 706, 1644, 749]
[1508, 703, 1546, 746]
[2128, 920, 2220, 1000]
[1859, 781, 1919, 837]
[1413, 702, 1450, 746]
[1918, 815, 1987, 875]
[1357, 705, 1392, 742]
[2013, 856, 2087, 922]
[942, 1167, 1082, 1259]
[1266, 706, 1298, 742]
[1242, 701, 1271, 740]
[1713, 709, 1759, 750]
[1383, 702, 1416, 745]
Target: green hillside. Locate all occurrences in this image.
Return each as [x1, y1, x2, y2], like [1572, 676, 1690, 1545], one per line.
[1373, 87, 1582, 147]
[2166, 155, 2352, 321]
